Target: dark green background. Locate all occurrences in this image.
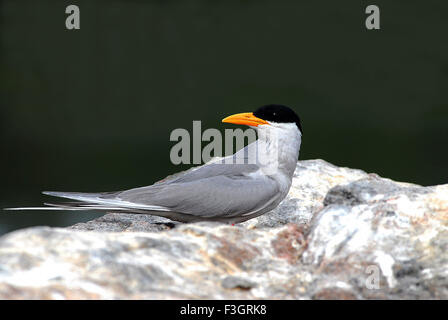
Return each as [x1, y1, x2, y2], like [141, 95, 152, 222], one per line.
[1, 0, 447, 236]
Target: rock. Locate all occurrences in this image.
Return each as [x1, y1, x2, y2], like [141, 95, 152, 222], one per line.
[0, 159, 446, 299]
[221, 276, 257, 290]
[69, 212, 178, 233]
[0, 223, 306, 299]
[303, 175, 448, 299]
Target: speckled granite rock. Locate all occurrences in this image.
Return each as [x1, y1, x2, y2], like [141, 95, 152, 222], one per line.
[303, 176, 448, 299]
[0, 160, 446, 299]
[68, 212, 177, 233]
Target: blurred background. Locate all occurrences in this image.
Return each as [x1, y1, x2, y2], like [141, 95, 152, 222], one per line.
[1, 0, 447, 236]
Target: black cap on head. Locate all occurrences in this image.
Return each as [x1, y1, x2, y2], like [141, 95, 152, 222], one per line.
[253, 104, 303, 133]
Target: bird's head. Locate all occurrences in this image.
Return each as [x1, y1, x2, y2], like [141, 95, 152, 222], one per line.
[222, 104, 303, 135]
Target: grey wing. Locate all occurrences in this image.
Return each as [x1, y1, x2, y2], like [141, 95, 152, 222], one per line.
[117, 164, 280, 218]
[158, 163, 258, 184]
[155, 142, 260, 185]
[35, 143, 279, 219]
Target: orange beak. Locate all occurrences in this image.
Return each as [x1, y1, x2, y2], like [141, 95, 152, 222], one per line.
[222, 112, 269, 127]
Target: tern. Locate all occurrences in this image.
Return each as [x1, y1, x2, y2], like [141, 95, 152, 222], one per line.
[6, 104, 303, 224]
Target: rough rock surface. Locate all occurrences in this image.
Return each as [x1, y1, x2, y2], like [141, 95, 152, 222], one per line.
[0, 160, 446, 299]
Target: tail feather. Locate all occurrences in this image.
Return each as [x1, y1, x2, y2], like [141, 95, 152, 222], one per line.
[3, 191, 170, 213]
[4, 202, 145, 213]
[42, 191, 105, 202]
[4, 206, 88, 211]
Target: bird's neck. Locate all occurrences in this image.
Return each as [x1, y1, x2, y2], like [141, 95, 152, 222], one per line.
[256, 124, 301, 179]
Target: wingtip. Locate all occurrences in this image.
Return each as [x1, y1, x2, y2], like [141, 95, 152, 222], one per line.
[42, 191, 59, 196]
[2, 207, 38, 211]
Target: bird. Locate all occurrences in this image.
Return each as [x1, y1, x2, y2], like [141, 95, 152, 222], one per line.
[6, 104, 303, 224]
